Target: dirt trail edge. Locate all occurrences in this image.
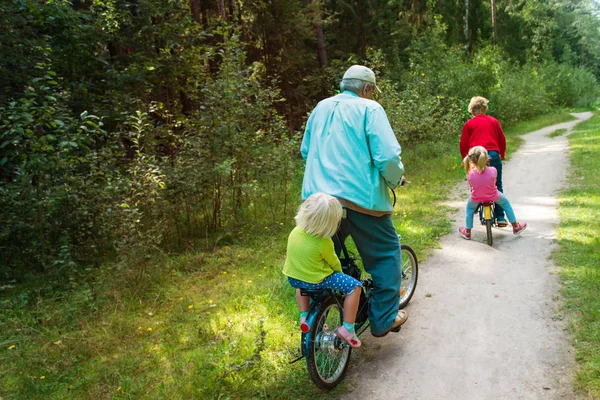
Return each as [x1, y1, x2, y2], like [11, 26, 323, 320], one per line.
[340, 112, 594, 400]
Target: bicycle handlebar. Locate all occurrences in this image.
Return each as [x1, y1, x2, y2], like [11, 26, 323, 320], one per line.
[390, 178, 410, 207]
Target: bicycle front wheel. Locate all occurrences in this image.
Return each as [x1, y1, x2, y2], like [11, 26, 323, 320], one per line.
[305, 296, 351, 390]
[399, 244, 418, 309]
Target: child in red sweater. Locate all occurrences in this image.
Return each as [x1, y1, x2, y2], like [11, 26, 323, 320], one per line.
[460, 96, 509, 226]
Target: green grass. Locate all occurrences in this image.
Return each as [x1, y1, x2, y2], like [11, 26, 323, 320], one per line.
[548, 128, 568, 138]
[552, 113, 600, 398]
[0, 109, 587, 399]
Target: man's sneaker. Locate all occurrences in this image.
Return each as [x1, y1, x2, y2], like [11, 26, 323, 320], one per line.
[513, 222, 527, 235]
[371, 310, 408, 338]
[458, 227, 471, 240]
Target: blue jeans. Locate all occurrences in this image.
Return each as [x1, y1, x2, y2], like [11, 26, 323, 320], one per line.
[488, 150, 506, 221]
[465, 193, 517, 229]
[333, 209, 401, 336]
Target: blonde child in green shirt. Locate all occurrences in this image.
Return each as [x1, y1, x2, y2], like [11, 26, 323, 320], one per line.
[283, 193, 363, 348]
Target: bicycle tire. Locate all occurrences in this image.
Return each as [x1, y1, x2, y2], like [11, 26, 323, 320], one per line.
[399, 244, 418, 309]
[486, 219, 493, 246]
[305, 295, 351, 390]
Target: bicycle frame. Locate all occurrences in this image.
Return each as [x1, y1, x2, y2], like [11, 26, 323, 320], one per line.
[478, 201, 495, 223]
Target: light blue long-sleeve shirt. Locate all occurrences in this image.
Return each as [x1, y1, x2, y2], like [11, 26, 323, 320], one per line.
[301, 91, 404, 212]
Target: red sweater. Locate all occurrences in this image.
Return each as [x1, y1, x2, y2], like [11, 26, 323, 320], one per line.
[460, 114, 506, 159]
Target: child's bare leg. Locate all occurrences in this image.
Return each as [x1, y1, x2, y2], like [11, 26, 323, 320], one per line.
[296, 289, 309, 313]
[336, 288, 362, 348]
[343, 288, 361, 324]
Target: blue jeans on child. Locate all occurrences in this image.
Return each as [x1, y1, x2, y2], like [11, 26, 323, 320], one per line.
[288, 273, 362, 295]
[465, 193, 516, 229]
[488, 150, 506, 222]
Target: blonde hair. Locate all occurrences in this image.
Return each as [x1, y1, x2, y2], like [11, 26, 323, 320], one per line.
[295, 193, 343, 238]
[468, 96, 489, 115]
[461, 146, 489, 174]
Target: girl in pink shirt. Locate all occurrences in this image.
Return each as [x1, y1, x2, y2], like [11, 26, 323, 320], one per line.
[458, 146, 527, 240]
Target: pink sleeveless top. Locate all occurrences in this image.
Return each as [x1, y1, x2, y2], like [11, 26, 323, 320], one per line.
[467, 167, 501, 202]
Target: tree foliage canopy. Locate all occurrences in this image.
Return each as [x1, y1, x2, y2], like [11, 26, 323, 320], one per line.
[1, 0, 599, 278]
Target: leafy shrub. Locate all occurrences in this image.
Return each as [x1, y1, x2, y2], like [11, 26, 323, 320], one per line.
[541, 62, 600, 108]
[490, 64, 552, 125]
[155, 29, 300, 249]
[0, 63, 114, 277]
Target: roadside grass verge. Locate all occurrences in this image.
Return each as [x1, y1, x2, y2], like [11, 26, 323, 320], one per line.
[548, 128, 568, 138]
[552, 113, 600, 398]
[0, 110, 579, 399]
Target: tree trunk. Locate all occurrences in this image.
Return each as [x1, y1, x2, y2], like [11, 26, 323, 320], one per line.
[359, 14, 366, 60]
[464, 0, 469, 54]
[310, 0, 327, 66]
[491, 0, 497, 48]
[216, 0, 226, 20]
[191, 0, 201, 23]
[315, 24, 327, 67]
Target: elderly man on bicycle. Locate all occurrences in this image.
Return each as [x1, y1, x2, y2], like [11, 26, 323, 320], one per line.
[300, 64, 408, 338]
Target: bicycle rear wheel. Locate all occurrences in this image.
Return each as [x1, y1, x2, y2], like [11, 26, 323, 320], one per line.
[399, 244, 418, 309]
[305, 296, 351, 390]
[485, 219, 493, 246]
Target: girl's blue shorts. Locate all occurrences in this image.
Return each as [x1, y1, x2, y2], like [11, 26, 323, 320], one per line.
[288, 272, 362, 295]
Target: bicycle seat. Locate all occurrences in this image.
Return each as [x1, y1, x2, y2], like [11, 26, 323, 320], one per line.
[300, 288, 332, 299]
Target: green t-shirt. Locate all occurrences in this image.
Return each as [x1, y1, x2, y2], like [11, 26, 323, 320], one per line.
[282, 226, 342, 284]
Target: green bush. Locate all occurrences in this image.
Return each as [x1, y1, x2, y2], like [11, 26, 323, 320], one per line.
[491, 64, 552, 125]
[147, 30, 300, 249]
[541, 62, 600, 108]
[0, 63, 116, 277]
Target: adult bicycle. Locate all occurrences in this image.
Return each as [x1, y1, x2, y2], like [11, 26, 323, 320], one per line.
[292, 233, 418, 389]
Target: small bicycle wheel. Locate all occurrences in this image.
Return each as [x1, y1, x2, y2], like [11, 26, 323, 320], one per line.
[305, 296, 351, 390]
[399, 244, 418, 309]
[477, 204, 485, 226]
[485, 219, 493, 246]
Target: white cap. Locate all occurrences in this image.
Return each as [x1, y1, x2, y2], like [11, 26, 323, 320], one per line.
[342, 65, 382, 93]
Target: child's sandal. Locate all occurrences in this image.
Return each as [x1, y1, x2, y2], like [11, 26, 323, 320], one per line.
[335, 326, 361, 348]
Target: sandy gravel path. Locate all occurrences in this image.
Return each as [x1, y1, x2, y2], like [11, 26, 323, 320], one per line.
[340, 112, 593, 400]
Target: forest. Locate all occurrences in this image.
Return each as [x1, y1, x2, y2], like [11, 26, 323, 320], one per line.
[1, 0, 599, 284]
